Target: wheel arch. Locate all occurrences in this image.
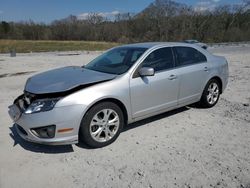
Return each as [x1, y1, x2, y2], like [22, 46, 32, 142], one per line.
[200, 75, 223, 101]
[80, 97, 129, 127]
[78, 97, 128, 147]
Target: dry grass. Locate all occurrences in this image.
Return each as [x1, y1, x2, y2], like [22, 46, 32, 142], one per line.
[0, 40, 120, 53]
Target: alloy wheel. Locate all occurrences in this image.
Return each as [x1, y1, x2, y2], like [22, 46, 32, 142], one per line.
[89, 109, 120, 143]
[206, 82, 219, 105]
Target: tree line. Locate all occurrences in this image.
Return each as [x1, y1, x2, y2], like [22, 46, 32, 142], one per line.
[0, 2, 249, 43]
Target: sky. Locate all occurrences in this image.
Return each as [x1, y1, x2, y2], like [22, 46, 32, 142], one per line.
[0, 0, 244, 23]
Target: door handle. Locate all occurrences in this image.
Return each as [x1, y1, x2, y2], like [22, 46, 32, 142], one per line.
[204, 67, 209, 72]
[168, 75, 178, 80]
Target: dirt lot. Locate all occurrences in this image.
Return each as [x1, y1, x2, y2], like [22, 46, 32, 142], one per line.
[0, 45, 249, 188]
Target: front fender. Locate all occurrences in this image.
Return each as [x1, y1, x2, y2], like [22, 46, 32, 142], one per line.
[55, 75, 132, 123]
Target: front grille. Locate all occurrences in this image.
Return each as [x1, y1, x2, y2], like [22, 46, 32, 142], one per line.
[16, 124, 28, 136]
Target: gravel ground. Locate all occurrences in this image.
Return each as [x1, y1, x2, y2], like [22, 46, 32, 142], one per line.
[0, 45, 249, 188]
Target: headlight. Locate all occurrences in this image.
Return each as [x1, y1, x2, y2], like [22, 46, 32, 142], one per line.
[25, 98, 60, 114]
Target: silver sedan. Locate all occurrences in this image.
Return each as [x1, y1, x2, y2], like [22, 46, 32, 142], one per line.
[8, 42, 229, 148]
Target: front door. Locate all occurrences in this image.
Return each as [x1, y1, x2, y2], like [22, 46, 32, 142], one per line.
[130, 47, 179, 119]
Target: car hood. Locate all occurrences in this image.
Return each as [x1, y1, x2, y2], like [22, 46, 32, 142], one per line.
[25, 66, 116, 94]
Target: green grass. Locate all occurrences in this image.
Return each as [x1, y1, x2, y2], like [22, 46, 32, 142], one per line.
[0, 40, 120, 53]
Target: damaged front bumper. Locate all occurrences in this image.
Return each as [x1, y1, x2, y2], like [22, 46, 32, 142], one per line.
[8, 94, 85, 145]
[14, 124, 78, 145]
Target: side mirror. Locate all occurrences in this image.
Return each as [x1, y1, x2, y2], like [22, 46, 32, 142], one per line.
[139, 67, 155, 77]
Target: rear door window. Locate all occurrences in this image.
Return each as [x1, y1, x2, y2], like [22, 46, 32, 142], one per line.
[174, 47, 207, 66]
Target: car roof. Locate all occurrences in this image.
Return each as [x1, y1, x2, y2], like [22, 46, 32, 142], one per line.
[120, 42, 193, 49]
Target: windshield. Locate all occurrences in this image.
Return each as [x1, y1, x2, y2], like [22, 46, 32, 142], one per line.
[84, 47, 147, 75]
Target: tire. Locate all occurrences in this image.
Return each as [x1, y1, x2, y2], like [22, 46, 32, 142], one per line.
[79, 102, 124, 148]
[199, 79, 221, 108]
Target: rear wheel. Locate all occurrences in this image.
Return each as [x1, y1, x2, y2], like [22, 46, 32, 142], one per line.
[199, 79, 221, 108]
[79, 102, 124, 148]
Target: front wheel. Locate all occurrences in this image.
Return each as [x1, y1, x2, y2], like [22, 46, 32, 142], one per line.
[79, 102, 124, 148]
[199, 79, 221, 108]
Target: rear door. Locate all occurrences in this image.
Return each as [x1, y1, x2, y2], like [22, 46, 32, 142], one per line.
[173, 46, 209, 105]
[130, 47, 179, 118]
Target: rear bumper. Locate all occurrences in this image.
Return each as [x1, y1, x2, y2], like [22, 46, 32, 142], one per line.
[221, 59, 229, 93]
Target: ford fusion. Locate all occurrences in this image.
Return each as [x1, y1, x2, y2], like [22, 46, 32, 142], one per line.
[8, 42, 228, 148]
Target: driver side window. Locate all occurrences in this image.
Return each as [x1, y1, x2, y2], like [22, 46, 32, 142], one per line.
[142, 47, 174, 72]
